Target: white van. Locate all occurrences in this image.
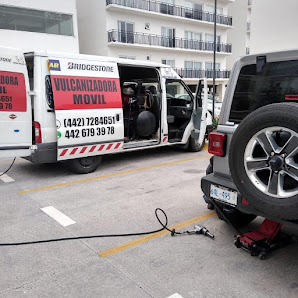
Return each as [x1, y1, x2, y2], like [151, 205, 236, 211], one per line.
[0, 47, 209, 173]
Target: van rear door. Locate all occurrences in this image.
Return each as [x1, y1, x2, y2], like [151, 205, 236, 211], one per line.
[0, 48, 32, 158]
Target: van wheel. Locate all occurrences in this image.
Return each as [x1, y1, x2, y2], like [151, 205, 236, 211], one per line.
[229, 103, 298, 220]
[188, 136, 205, 152]
[67, 156, 102, 174]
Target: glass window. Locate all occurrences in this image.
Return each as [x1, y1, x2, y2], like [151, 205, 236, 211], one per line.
[118, 21, 134, 43]
[206, 62, 220, 70]
[205, 5, 223, 14]
[166, 80, 193, 102]
[229, 60, 298, 123]
[162, 59, 175, 68]
[185, 31, 202, 41]
[205, 34, 221, 43]
[0, 5, 73, 36]
[185, 61, 201, 69]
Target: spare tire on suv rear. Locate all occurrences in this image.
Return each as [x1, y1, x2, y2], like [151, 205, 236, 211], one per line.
[229, 103, 298, 220]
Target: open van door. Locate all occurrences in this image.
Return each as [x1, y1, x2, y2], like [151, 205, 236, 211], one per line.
[192, 78, 208, 148]
[0, 47, 32, 158]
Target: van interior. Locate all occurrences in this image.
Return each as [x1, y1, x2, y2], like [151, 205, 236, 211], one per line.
[118, 65, 194, 146]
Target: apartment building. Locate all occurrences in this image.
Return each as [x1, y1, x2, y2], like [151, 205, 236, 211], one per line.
[77, 0, 235, 99]
[0, 0, 79, 53]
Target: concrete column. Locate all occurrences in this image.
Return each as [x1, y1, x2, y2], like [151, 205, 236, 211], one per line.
[217, 83, 226, 101]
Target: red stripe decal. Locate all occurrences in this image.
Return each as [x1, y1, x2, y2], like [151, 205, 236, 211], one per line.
[80, 147, 87, 154]
[106, 144, 113, 150]
[285, 95, 298, 100]
[70, 148, 78, 155]
[89, 146, 97, 153]
[163, 137, 167, 142]
[114, 142, 121, 149]
[98, 145, 105, 151]
[60, 149, 68, 157]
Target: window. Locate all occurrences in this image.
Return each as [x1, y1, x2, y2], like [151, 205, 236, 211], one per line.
[230, 60, 298, 123]
[161, 27, 175, 48]
[205, 5, 223, 15]
[118, 21, 134, 43]
[119, 55, 136, 60]
[205, 34, 221, 51]
[205, 34, 221, 43]
[205, 62, 220, 70]
[184, 1, 202, 19]
[116, 0, 134, 8]
[185, 61, 202, 78]
[160, 0, 174, 15]
[185, 31, 202, 50]
[146, 55, 151, 61]
[185, 31, 202, 41]
[0, 5, 73, 36]
[162, 59, 175, 68]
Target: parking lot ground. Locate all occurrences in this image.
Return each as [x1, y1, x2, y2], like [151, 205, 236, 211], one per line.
[0, 146, 297, 298]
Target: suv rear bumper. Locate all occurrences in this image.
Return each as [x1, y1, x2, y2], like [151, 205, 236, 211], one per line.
[201, 173, 298, 227]
[201, 173, 259, 215]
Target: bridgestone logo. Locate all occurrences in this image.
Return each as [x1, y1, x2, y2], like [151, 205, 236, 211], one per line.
[68, 62, 114, 73]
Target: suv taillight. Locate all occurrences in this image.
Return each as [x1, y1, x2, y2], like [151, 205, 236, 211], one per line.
[34, 121, 42, 144]
[208, 132, 226, 156]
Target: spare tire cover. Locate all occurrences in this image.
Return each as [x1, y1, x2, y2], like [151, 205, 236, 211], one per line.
[229, 102, 298, 220]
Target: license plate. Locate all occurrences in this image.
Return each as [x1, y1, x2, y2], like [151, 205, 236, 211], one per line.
[210, 184, 237, 206]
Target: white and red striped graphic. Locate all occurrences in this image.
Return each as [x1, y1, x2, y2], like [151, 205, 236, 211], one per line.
[58, 141, 123, 160]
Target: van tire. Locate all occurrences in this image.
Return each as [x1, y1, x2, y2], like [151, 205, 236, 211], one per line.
[188, 136, 205, 152]
[67, 156, 102, 174]
[229, 103, 298, 220]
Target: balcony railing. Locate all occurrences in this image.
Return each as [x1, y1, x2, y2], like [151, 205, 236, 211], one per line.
[106, 0, 233, 26]
[108, 30, 232, 53]
[175, 68, 230, 79]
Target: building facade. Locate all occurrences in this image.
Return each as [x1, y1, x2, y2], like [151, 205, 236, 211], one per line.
[0, 0, 79, 53]
[77, 0, 235, 99]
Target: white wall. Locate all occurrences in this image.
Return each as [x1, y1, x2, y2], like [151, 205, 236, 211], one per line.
[226, 0, 247, 69]
[251, 0, 298, 53]
[0, 0, 79, 53]
[76, 0, 109, 56]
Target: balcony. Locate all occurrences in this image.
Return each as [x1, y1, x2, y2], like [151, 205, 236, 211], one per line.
[106, 0, 233, 27]
[175, 68, 230, 79]
[108, 30, 232, 53]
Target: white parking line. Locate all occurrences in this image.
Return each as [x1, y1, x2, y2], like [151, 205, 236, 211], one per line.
[0, 174, 15, 183]
[41, 206, 76, 227]
[167, 294, 184, 298]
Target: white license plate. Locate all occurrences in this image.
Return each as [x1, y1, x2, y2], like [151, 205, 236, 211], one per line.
[210, 184, 237, 206]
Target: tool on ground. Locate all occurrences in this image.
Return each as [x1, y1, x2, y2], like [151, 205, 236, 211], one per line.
[171, 224, 215, 239]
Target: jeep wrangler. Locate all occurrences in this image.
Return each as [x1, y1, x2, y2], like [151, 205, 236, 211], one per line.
[201, 50, 298, 227]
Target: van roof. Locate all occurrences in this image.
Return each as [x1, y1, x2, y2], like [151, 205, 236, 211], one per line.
[24, 51, 170, 68]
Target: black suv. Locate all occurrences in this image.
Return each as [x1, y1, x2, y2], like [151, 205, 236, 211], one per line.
[201, 50, 298, 227]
